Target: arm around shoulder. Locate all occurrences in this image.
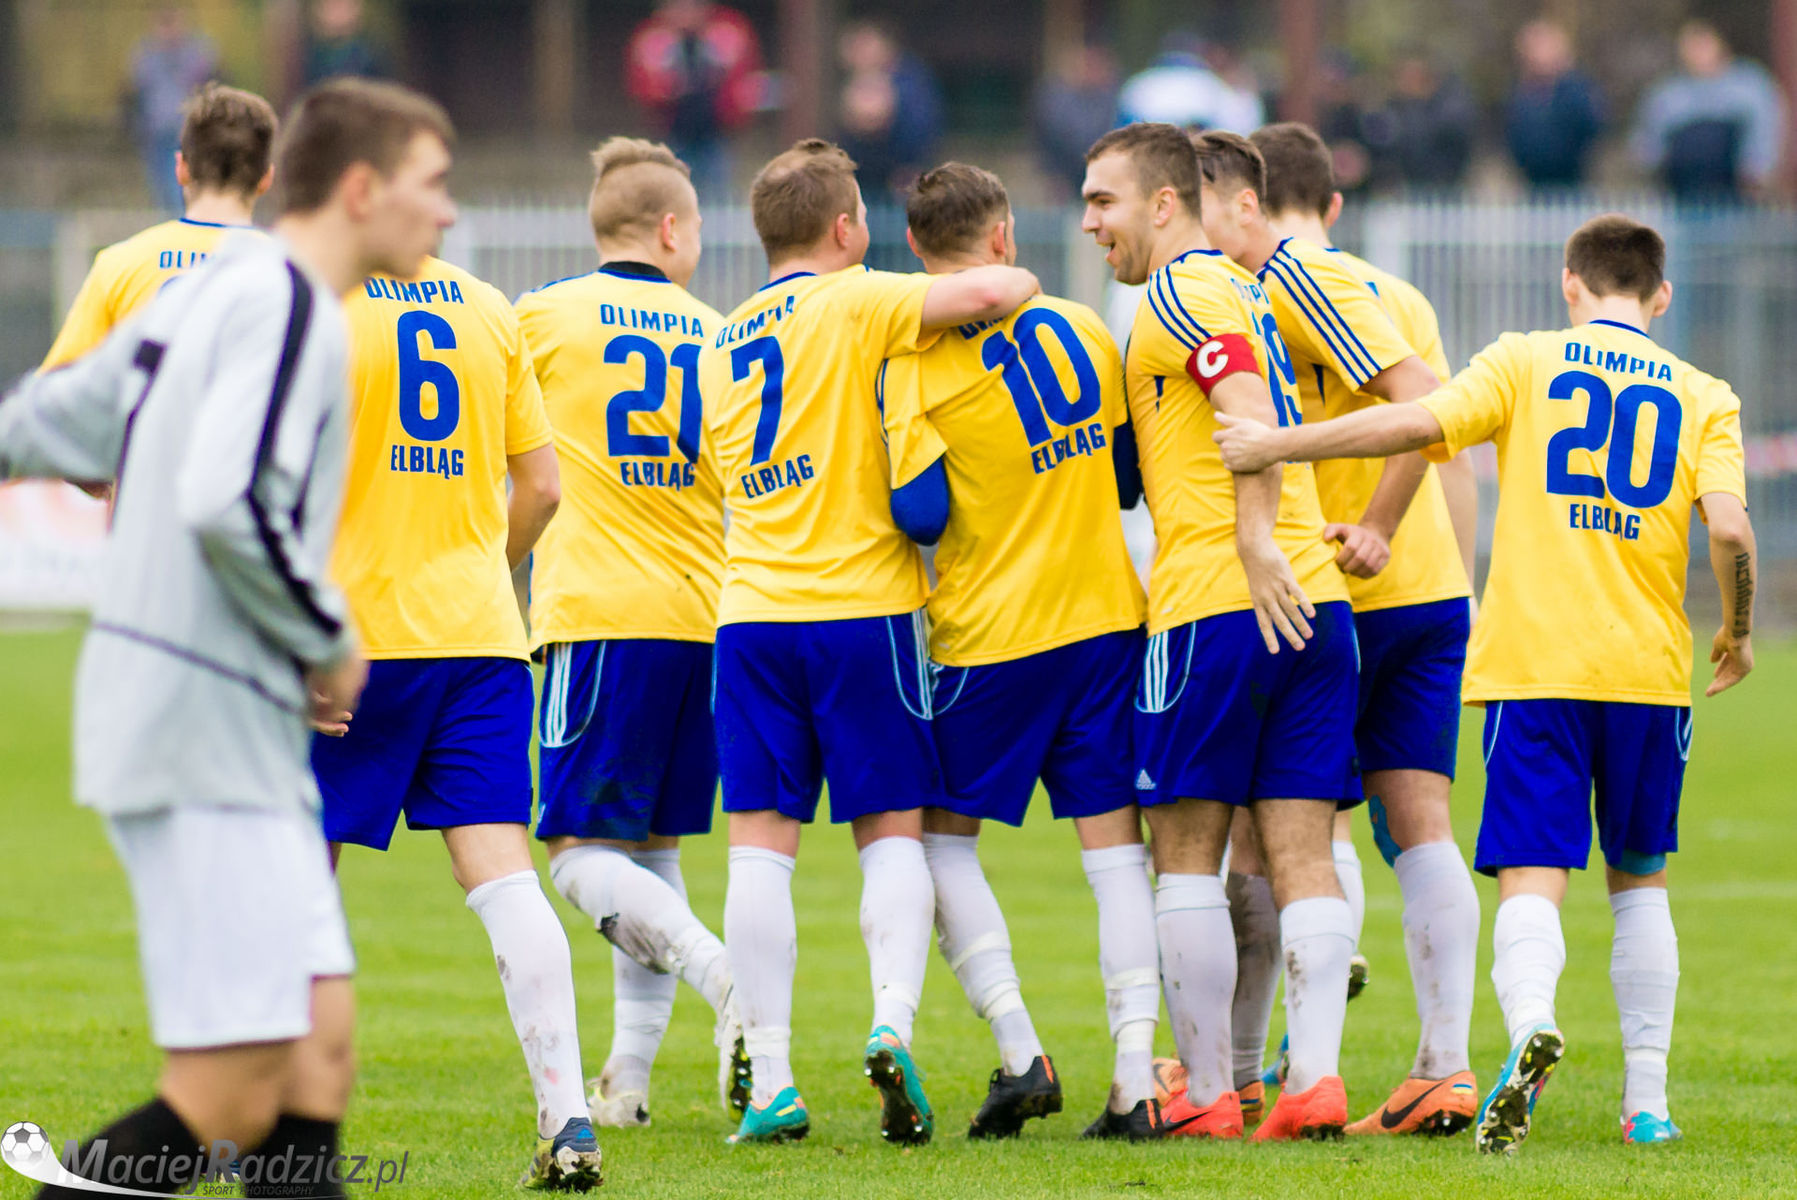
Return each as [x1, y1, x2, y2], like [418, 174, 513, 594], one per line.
[918, 265, 1040, 331]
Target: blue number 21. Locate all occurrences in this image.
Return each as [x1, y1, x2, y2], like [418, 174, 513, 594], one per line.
[397, 310, 460, 441]
[731, 336, 786, 465]
[604, 335, 703, 462]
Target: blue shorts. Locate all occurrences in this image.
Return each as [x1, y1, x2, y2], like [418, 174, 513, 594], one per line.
[714, 612, 944, 823]
[535, 639, 718, 842]
[1476, 699, 1690, 876]
[1354, 597, 1470, 778]
[313, 657, 535, 850]
[1134, 601, 1361, 808]
[933, 628, 1143, 827]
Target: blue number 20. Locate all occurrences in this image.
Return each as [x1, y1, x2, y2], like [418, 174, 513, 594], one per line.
[731, 336, 786, 465]
[1545, 369, 1682, 508]
[397, 310, 460, 441]
[605, 335, 703, 462]
[980, 309, 1102, 446]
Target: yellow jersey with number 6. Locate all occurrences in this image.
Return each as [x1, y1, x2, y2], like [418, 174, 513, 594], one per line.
[334, 256, 554, 660]
[516, 263, 725, 648]
[42, 218, 256, 368]
[1257, 236, 1470, 611]
[882, 294, 1144, 665]
[699, 266, 938, 624]
[1419, 320, 1746, 704]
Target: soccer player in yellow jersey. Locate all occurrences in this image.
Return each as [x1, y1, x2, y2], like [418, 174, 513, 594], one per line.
[1217, 214, 1755, 1155]
[1079, 122, 1357, 1142]
[515, 138, 747, 1131]
[42, 83, 276, 370]
[880, 164, 1153, 1140]
[310, 224, 602, 1185]
[698, 139, 1039, 1145]
[1190, 127, 1484, 1135]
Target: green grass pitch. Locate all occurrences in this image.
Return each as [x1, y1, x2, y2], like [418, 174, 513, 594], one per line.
[3, 626, 1794, 1198]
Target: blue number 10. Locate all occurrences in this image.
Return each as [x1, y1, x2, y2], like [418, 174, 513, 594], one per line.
[979, 308, 1102, 445]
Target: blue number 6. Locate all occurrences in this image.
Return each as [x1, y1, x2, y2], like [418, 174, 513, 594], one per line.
[396, 310, 460, 442]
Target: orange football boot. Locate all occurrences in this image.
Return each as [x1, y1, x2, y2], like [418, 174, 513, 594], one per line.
[1238, 1080, 1266, 1128]
[1251, 1076, 1347, 1142]
[1345, 1071, 1478, 1136]
[1151, 1089, 1244, 1140]
[1150, 1057, 1187, 1107]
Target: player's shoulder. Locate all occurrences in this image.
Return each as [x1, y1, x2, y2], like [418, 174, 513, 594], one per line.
[1260, 236, 1366, 297]
[1023, 293, 1119, 350]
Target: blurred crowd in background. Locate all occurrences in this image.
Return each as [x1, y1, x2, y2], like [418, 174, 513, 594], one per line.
[42, 0, 1797, 210]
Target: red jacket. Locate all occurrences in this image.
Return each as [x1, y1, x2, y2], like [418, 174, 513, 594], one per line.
[625, 5, 762, 132]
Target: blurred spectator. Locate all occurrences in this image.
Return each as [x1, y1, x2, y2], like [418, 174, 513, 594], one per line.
[1631, 20, 1787, 202]
[1505, 19, 1604, 189]
[1364, 55, 1476, 190]
[1033, 44, 1118, 199]
[303, 0, 389, 86]
[1315, 50, 1375, 196]
[836, 21, 942, 205]
[1116, 32, 1262, 132]
[128, 6, 216, 213]
[625, 0, 763, 203]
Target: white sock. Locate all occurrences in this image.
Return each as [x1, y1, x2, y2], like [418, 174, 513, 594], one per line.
[1611, 888, 1678, 1120]
[1333, 840, 1366, 950]
[1155, 873, 1236, 1106]
[1394, 841, 1479, 1077]
[548, 844, 732, 1012]
[603, 849, 685, 1090]
[1491, 893, 1566, 1046]
[725, 846, 797, 1106]
[1280, 895, 1354, 1095]
[1082, 844, 1159, 1110]
[858, 836, 933, 1046]
[1227, 871, 1281, 1089]
[923, 832, 1042, 1075]
[465, 869, 590, 1136]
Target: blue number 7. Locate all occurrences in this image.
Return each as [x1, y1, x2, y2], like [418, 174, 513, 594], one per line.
[731, 336, 786, 465]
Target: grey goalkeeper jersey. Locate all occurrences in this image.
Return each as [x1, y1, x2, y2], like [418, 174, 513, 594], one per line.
[0, 232, 354, 815]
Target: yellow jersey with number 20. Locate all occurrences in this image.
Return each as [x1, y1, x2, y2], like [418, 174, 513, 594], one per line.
[1420, 320, 1747, 704]
[334, 256, 554, 660]
[700, 266, 938, 625]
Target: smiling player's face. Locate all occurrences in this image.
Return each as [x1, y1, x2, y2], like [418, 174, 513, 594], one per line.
[1081, 152, 1153, 286]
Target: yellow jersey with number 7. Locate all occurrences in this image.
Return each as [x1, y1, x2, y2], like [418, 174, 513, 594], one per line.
[699, 265, 939, 624]
[334, 256, 554, 660]
[1419, 319, 1746, 704]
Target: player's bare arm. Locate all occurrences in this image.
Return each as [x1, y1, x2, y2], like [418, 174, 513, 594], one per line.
[504, 442, 561, 569]
[1701, 491, 1756, 697]
[1434, 450, 1480, 589]
[1216, 401, 1446, 474]
[1211, 371, 1314, 654]
[917, 265, 1040, 330]
[1335, 354, 1442, 576]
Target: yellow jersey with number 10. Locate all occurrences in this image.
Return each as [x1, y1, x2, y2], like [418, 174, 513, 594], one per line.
[882, 294, 1145, 665]
[1419, 320, 1747, 704]
[699, 266, 938, 624]
[515, 263, 725, 648]
[42, 218, 256, 368]
[1127, 248, 1346, 634]
[1257, 236, 1469, 611]
[334, 256, 554, 660]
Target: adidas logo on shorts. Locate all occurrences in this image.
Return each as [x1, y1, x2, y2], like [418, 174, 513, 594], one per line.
[1135, 770, 1156, 791]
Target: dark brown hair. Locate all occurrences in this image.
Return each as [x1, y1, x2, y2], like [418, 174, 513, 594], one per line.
[749, 138, 861, 261]
[179, 83, 278, 199]
[1564, 214, 1666, 300]
[1250, 122, 1335, 219]
[588, 136, 693, 242]
[1085, 122, 1202, 215]
[906, 162, 1010, 257]
[1191, 129, 1267, 200]
[274, 78, 454, 215]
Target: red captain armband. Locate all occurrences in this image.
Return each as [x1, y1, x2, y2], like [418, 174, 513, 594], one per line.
[1185, 333, 1262, 397]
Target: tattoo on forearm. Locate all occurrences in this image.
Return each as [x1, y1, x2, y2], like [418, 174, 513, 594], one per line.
[1731, 552, 1753, 637]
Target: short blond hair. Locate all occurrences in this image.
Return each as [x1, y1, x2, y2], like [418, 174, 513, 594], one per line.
[588, 137, 695, 242]
[750, 139, 861, 261]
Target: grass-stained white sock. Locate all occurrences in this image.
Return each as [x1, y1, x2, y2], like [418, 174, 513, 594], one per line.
[859, 835, 934, 1046]
[923, 832, 1042, 1075]
[1081, 843, 1159, 1108]
[1280, 895, 1354, 1095]
[1155, 872, 1236, 1106]
[1394, 841, 1479, 1077]
[726, 845, 797, 1106]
